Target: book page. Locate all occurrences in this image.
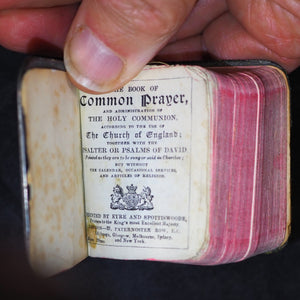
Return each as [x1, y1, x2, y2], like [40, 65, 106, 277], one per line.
[20, 68, 87, 276]
[80, 65, 211, 261]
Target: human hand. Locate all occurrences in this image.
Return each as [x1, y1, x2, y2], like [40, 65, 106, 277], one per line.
[0, 0, 299, 93]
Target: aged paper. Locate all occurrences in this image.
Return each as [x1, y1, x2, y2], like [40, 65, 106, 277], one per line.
[80, 65, 211, 260]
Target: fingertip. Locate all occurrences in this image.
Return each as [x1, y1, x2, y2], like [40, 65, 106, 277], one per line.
[64, 25, 126, 93]
[64, 0, 195, 93]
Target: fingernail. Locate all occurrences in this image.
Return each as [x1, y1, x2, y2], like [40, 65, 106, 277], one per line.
[65, 26, 124, 92]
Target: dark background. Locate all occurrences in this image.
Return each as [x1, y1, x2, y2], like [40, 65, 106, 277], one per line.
[0, 45, 299, 299]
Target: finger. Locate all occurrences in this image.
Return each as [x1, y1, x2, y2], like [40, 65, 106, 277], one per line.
[0, 5, 78, 55]
[0, 0, 80, 10]
[64, 0, 197, 93]
[170, 0, 227, 42]
[203, 12, 300, 72]
[227, 0, 300, 66]
[156, 35, 205, 61]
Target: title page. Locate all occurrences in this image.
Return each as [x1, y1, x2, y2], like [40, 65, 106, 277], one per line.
[80, 65, 210, 260]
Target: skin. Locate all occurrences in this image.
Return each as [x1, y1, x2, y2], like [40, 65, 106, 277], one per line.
[0, 0, 299, 93]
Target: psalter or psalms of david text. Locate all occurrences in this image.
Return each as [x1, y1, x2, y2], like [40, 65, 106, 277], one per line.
[18, 59, 290, 276]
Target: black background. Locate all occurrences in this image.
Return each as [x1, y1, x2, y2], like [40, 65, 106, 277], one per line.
[0, 46, 299, 299]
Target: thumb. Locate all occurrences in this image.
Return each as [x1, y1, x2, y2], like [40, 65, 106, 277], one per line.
[64, 0, 195, 93]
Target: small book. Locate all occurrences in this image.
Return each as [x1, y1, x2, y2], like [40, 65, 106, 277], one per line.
[18, 58, 290, 276]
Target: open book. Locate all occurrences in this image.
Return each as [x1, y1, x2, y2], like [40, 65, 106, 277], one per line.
[18, 58, 290, 276]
